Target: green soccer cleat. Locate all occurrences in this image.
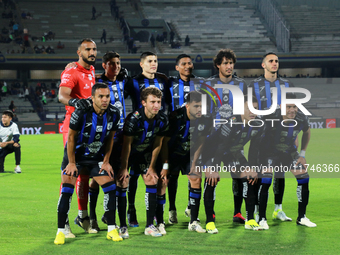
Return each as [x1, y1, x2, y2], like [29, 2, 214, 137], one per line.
[206, 222, 218, 234]
[245, 219, 263, 231]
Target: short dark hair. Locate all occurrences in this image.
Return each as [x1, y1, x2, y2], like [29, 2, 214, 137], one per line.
[78, 38, 95, 49]
[140, 51, 157, 62]
[213, 49, 237, 69]
[176, 54, 191, 65]
[2, 110, 13, 119]
[186, 91, 202, 104]
[92, 83, 109, 96]
[140, 87, 162, 102]
[102, 51, 120, 63]
[262, 52, 278, 63]
[285, 93, 296, 99]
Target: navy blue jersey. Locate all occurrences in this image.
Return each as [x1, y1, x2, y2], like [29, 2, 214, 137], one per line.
[168, 75, 204, 112]
[97, 73, 127, 130]
[125, 73, 170, 112]
[248, 76, 294, 111]
[203, 115, 264, 165]
[164, 106, 212, 157]
[260, 110, 310, 156]
[204, 75, 247, 118]
[69, 105, 120, 160]
[122, 107, 169, 154]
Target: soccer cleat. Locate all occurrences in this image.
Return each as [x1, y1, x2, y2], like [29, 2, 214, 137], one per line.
[65, 222, 75, 238]
[245, 219, 263, 231]
[273, 209, 292, 221]
[90, 219, 100, 232]
[297, 216, 317, 227]
[127, 210, 139, 227]
[185, 207, 191, 217]
[157, 223, 166, 235]
[14, 166, 21, 173]
[74, 216, 98, 233]
[259, 218, 269, 230]
[107, 228, 123, 242]
[206, 222, 218, 234]
[233, 213, 246, 224]
[168, 210, 178, 224]
[144, 225, 162, 237]
[119, 226, 129, 239]
[188, 221, 206, 233]
[54, 232, 65, 245]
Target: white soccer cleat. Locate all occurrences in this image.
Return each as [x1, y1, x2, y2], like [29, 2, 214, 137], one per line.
[157, 223, 167, 235]
[259, 218, 269, 230]
[297, 216, 317, 227]
[144, 225, 162, 237]
[14, 165, 21, 173]
[273, 209, 292, 221]
[188, 221, 206, 233]
[119, 226, 129, 239]
[168, 210, 178, 224]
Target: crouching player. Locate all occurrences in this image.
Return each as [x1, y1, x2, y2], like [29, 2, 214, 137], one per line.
[161, 91, 211, 232]
[116, 87, 169, 237]
[257, 93, 316, 229]
[54, 83, 121, 245]
[201, 95, 265, 231]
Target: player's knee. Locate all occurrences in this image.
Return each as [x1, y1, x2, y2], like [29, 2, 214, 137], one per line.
[89, 178, 99, 189]
[189, 177, 201, 189]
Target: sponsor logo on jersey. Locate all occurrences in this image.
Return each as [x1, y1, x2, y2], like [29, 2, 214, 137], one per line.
[96, 126, 103, 132]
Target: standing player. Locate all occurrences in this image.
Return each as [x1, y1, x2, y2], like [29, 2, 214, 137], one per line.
[205, 49, 248, 224]
[0, 110, 21, 173]
[54, 83, 121, 245]
[201, 96, 265, 231]
[116, 87, 169, 236]
[167, 54, 204, 224]
[257, 93, 316, 229]
[124, 52, 170, 227]
[248, 52, 295, 222]
[58, 38, 97, 236]
[162, 91, 211, 233]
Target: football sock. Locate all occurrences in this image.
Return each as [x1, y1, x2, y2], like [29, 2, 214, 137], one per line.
[243, 178, 256, 220]
[116, 187, 127, 227]
[189, 187, 201, 224]
[168, 173, 179, 211]
[102, 182, 116, 226]
[273, 177, 285, 205]
[232, 178, 243, 215]
[203, 181, 216, 223]
[76, 174, 89, 211]
[156, 194, 166, 224]
[259, 175, 272, 219]
[57, 183, 74, 228]
[145, 185, 157, 226]
[127, 173, 139, 212]
[187, 180, 191, 209]
[296, 173, 310, 220]
[89, 187, 99, 220]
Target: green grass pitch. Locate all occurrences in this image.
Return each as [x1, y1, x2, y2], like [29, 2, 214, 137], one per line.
[0, 129, 339, 254]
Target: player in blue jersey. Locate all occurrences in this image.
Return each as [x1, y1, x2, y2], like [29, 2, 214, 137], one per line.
[124, 52, 170, 227]
[257, 93, 316, 229]
[204, 49, 248, 224]
[161, 91, 211, 232]
[167, 54, 204, 224]
[248, 52, 295, 222]
[201, 95, 265, 231]
[54, 83, 122, 245]
[116, 87, 169, 237]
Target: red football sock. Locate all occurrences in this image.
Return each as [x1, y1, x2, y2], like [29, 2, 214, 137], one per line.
[76, 174, 89, 211]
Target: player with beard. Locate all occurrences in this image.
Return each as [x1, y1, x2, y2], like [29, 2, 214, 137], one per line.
[204, 49, 248, 224]
[124, 52, 170, 227]
[58, 38, 97, 236]
[248, 52, 295, 223]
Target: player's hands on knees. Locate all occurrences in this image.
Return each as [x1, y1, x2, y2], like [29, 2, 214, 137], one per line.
[100, 162, 114, 179]
[246, 167, 258, 185]
[295, 156, 307, 170]
[205, 168, 220, 186]
[146, 168, 158, 181]
[13, 142, 20, 147]
[117, 168, 129, 182]
[160, 169, 168, 184]
[63, 163, 78, 177]
[0, 142, 7, 148]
